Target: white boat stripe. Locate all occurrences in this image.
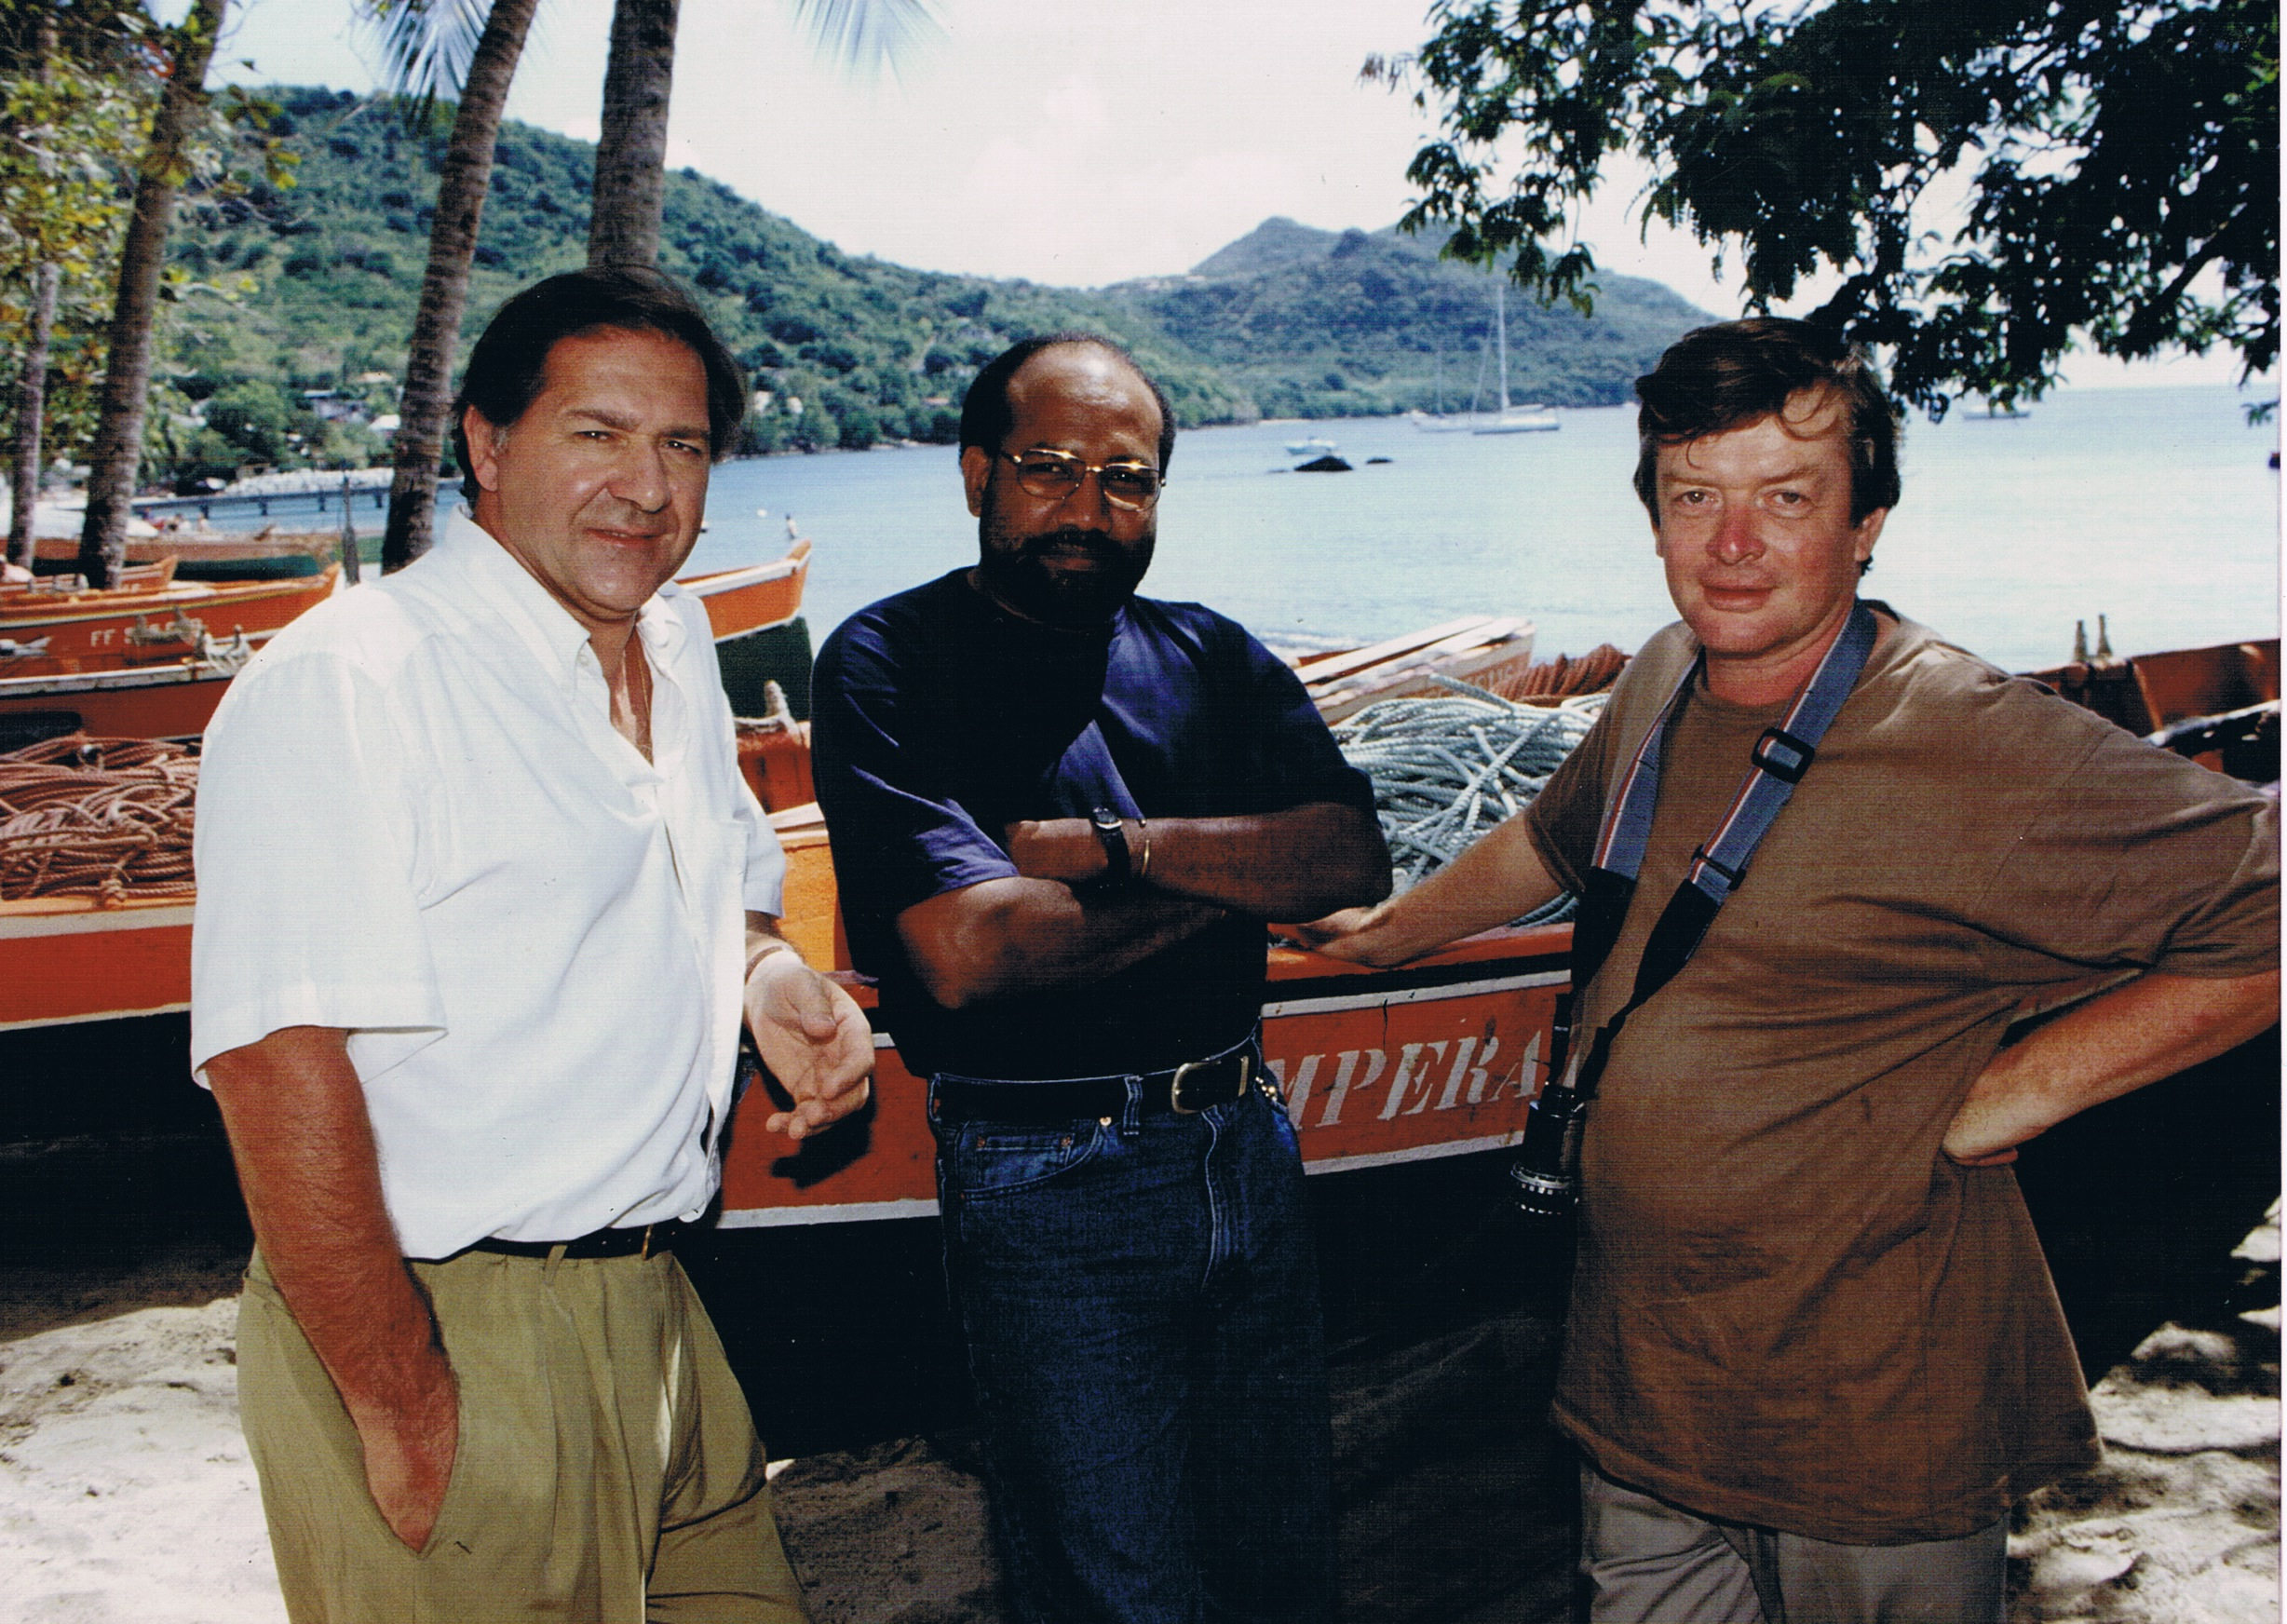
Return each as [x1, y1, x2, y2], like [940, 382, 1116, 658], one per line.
[861, 970, 1570, 1053]
[712, 1134, 1528, 1225]
[718, 1197, 941, 1227]
[0, 998, 189, 1032]
[1260, 970, 1567, 1018]
[0, 905, 196, 939]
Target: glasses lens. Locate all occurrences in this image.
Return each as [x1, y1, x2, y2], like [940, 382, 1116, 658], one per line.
[1008, 450, 1161, 510]
[1098, 464, 1161, 510]
[1011, 451, 1082, 500]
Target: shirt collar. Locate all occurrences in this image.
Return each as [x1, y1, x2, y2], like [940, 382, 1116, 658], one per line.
[436, 505, 689, 682]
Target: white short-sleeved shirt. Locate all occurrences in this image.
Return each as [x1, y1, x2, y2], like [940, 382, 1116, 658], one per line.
[191, 508, 787, 1259]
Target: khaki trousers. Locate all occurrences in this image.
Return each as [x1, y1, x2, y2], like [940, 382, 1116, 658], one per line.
[1579, 1462, 2007, 1624]
[237, 1246, 809, 1623]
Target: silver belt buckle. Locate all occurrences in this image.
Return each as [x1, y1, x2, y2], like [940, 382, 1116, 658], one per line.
[1169, 1052, 1248, 1114]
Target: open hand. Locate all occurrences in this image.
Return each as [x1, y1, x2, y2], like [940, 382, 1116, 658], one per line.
[1287, 903, 1408, 966]
[745, 951, 875, 1139]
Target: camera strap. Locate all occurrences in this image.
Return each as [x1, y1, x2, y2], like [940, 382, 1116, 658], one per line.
[1558, 601, 1879, 1099]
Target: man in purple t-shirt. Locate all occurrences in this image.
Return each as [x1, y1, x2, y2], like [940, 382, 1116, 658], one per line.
[812, 334, 1388, 1624]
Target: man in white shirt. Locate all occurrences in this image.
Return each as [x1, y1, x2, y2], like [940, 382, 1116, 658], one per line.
[191, 267, 872, 1622]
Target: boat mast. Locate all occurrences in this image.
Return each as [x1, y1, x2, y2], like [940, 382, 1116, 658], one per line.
[1495, 283, 1511, 414]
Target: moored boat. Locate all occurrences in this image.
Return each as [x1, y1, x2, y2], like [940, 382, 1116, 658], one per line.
[718, 804, 1566, 1227]
[0, 541, 816, 743]
[1468, 286, 1562, 436]
[33, 531, 332, 582]
[0, 638, 253, 753]
[0, 567, 340, 678]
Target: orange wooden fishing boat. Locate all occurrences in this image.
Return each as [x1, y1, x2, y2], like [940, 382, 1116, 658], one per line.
[0, 641, 253, 751]
[715, 805, 1563, 1225]
[0, 542, 815, 746]
[0, 566, 340, 676]
[2, 623, 2273, 1153]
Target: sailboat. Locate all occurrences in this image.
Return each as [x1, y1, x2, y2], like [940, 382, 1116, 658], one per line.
[1407, 344, 1473, 433]
[1471, 284, 1561, 435]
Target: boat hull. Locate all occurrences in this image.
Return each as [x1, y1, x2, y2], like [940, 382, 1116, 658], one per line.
[0, 899, 194, 1031]
[0, 659, 245, 751]
[0, 570, 339, 675]
[721, 927, 1568, 1225]
[34, 535, 331, 581]
[0, 546, 816, 741]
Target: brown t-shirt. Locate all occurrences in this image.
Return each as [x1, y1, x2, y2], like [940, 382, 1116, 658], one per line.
[1526, 611, 2280, 1543]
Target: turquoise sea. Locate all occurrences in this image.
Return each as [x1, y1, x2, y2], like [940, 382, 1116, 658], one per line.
[683, 382, 2280, 678]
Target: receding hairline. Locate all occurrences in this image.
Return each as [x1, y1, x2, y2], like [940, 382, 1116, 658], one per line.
[1001, 341, 1166, 447]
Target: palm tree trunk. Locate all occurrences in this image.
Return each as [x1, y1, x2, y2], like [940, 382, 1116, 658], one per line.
[587, 0, 678, 268]
[74, 0, 226, 589]
[382, 0, 541, 572]
[9, 261, 60, 572]
[7, 7, 61, 574]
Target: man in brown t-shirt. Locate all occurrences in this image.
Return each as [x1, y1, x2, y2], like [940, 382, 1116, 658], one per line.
[1307, 318, 2279, 1622]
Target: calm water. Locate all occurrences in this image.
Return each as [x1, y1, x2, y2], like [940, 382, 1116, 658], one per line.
[228, 384, 2252, 673]
[681, 383, 2279, 675]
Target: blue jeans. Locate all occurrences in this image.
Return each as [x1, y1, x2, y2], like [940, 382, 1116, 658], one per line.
[930, 1058, 1334, 1624]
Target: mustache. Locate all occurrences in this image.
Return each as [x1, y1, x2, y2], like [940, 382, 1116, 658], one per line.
[1021, 528, 1129, 563]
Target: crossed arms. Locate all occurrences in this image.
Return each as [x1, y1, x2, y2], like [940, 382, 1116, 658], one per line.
[897, 803, 1391, 1008]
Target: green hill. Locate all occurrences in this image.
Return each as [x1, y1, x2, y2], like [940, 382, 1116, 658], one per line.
[148, 87, 1708, 479]
[1105, 217, 1712, 420]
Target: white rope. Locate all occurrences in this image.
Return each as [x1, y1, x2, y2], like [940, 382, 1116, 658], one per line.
[1333, 679, 1606, 923]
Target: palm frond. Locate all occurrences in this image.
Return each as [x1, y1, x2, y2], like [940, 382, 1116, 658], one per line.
[355, 0, 492, 122]
[790, 0, 944, 84]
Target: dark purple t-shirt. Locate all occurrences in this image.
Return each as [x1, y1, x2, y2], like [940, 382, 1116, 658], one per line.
[812, 569, 1374, 1080]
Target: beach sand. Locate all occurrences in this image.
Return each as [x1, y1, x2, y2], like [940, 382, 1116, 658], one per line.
[1, 1201, 2275, 1623]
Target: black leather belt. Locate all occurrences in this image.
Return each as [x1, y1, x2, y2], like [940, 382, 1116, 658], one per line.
[933, 1045, 1258, 1125]
[468, 1218, 690, 1260]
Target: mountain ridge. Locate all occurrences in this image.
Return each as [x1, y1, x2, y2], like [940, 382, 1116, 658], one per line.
[146, 88, 1706, 479]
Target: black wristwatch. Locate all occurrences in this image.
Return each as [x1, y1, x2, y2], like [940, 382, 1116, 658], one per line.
[1089, 805, 1131, 885]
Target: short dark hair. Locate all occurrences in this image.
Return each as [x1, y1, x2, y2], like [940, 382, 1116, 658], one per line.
[1632, 318, 1901, 525]
[451, 266, 747, 501]
[959, 333, 1177, 471]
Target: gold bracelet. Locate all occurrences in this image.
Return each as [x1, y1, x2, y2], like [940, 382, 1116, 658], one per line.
[1136, 817, 1152, 881]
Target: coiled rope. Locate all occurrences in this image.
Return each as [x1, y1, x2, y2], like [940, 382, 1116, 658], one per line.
[1333, 678, 1607, 924]
[0, 735, 199, 903]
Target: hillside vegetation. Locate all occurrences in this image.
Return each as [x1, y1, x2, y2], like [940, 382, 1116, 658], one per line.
[1111, 218, 1710, 421]
[147, 87, 1705, 480]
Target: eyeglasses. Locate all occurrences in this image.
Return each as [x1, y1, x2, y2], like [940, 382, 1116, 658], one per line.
[1000, 448, 1164, 512]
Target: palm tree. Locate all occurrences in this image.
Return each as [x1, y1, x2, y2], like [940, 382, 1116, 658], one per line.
[372, 0, 540, 571]
[594, 0, 941, 269]
[586, 0, 937, 270]
[379, 0, 937, 567]
[587, 0, 675, 267]
[6, 7, 61, 572]
[5, 0, 155, 571]
[74, 0, 226, 588]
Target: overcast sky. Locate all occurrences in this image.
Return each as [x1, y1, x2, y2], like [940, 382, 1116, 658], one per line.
[205, 0, 2252, 389]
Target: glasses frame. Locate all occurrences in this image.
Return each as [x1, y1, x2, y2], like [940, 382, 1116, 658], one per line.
[998, 447, 1165, 512]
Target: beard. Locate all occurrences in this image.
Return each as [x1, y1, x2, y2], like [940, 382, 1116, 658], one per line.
[976, 521, 1154, 629]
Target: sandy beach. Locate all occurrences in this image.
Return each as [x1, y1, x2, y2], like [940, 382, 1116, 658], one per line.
[1, 1186, 2275, 1623]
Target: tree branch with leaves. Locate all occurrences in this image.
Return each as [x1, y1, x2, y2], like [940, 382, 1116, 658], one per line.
[1373, 0, 2278, 414]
